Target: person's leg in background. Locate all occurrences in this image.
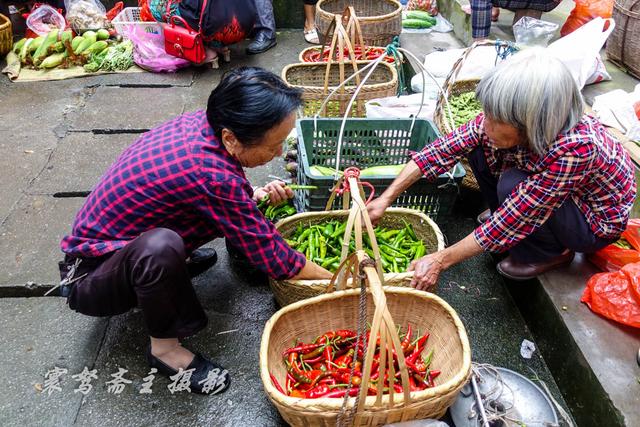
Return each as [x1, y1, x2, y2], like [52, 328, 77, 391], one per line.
[303, 0, 319, 43]
[66, 228, 230, 395]
[247, 0, 277, 54]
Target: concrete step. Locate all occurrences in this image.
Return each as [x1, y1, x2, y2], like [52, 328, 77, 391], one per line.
[506, 255, 640, 427]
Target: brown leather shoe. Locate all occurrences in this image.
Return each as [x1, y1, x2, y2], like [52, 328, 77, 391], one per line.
[496, 250, 575, 281]
[476, 209, 491, 224]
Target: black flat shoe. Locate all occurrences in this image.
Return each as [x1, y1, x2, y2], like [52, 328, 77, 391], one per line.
[186, 248, 218, 278]
[145, 346, 231, 395]
[246, 32, 277, 55]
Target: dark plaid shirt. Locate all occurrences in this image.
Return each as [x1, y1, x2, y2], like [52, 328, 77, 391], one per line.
[472, 0, 561, 38]
[412, 113, 636, 253]
[60, 111, 305, 280]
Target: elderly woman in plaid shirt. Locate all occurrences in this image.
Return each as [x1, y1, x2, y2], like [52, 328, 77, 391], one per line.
[58, 67, 332, 395]
[368, 49, 636, 288]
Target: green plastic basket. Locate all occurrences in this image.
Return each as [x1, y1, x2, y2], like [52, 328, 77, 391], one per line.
[294, 118, 465, 222]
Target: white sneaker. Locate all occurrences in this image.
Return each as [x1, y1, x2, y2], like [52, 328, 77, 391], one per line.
[304, 28, 320, 44]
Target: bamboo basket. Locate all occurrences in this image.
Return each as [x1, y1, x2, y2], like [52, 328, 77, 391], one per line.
[0, 14, 12, 57]
[316, 0, 402, 47]
[283, 60, 397, 118]
[284, 11, 398, 117]
[260, 252, 472, 425]
[269, 208, 445, 307]
[606, 0, 640, 79]
[433, 40, 517, 191]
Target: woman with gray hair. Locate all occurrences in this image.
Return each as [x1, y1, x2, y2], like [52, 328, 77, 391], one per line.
[367, 49, 637, 286]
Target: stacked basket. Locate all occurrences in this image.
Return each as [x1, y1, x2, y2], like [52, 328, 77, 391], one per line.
[316, 0, 403, 46]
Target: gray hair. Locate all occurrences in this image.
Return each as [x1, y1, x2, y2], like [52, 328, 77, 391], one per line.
[475, 48, 584, 155]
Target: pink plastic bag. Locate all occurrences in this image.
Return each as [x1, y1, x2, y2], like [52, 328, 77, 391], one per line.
[124, 24, 190, 73]
[26, 5, 66, 36]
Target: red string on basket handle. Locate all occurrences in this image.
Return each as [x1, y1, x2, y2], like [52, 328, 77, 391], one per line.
[333, 167, 376, 205]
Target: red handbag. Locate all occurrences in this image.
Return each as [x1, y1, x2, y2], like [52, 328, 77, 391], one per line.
[162, 0, 207, 64]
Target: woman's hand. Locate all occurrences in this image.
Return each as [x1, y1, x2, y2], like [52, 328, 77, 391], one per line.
[408, 252, 445, 291]
[254, 181, 294, 205]
[367, 197, 389, 225]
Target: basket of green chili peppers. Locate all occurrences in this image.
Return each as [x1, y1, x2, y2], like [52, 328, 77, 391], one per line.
[269, 208, 445, 307]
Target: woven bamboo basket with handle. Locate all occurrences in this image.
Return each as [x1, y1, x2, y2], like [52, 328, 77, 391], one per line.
[260, 251, 472, 425]
[269, 207, 444, 307]
[0, 14, 12, 57]
[316, 0, 402, 47]
[283, 15, 397, 117]
[606, 0, 640, 79]
[433, 40, 518, 191]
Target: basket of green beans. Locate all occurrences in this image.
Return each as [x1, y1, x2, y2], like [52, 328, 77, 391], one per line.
[268, 208, 445, 307]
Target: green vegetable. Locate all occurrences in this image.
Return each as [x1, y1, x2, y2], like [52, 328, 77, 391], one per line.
[32, 29, 59, 66]
[12, 38, 26, 54]
[82, 40, 108, 56]
[286, 219, 426, 273]
[19, 38, 34, 63]
[96, 29, 110, 41]
[41, 51, 69, 69]
[405, 11, 437, 23]
[447, 91, 482, 127]
[71, 36, 85, 51]
[27, 36, 44, 54]
[309, 165, 343, 176]
[359, 165, 404, 177]
[402, 18, 434, 29]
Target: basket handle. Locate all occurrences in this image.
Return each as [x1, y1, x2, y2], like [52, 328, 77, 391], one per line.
[327, 250, 413, 418]
[321, 17, 361, 101]
[433, 40, 518, 134]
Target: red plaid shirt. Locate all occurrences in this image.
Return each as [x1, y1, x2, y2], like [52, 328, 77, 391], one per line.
[60, 111, 305, 280]
[412, 114, 636, 252]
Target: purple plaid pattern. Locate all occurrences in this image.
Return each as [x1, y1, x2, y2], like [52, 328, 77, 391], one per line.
[471, 0, 561, 38]
[412, 113, 637, 253]
[60, 110, 305, 280]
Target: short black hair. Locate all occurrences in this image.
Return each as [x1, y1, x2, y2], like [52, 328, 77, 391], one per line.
[206, 67, 303, 146]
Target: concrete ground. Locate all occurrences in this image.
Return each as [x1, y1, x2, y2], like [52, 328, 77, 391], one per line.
[0, 11, 639, 427]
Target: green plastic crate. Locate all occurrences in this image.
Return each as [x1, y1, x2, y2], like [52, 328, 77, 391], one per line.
[294, 118, 465, 222]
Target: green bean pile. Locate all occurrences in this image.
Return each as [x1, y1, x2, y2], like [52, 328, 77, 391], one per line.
[447, 91, 482, 128]
[285, 220, 427, 273]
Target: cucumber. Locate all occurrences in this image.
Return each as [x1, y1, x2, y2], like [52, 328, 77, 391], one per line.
[406, 10, 436, 23]
[402, 18, 435, 29]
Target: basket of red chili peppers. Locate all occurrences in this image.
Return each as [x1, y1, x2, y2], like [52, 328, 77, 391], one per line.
[299, 45, 396, 64]
[260, 251, 471, 426]
[269, 208, 445, 307]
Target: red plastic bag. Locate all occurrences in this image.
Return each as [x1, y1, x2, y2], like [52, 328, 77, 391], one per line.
[622, 218, 640, 250]
[560, 0, 614, 36]
[139, 0, 155, 22]
[588, 243, 640, 272]
[581, 262, 640, 328]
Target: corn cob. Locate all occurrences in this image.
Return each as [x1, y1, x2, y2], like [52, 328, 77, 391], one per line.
[81, 41, 108, 57]
[74, 32, 98, 55]
[19, 38, 34, 63]
[71, 36, 85, 51]
[41, 51, 69, 69]
[32, 29, 60, 66]
[96, 29, 110, 41]
[12, 38, 26, 54]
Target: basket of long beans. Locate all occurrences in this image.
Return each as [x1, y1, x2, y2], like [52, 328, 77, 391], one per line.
[269, 208, 444, 307]
[260, 251, 471, 426]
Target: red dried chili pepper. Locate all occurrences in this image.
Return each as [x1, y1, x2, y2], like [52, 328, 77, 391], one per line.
[305, 384, 331, 398]
[270, 373, 285, 394]
[429, 370, 441, 381]
[283, 342, 323, 357]
[323, 345, 333, 369]
[401, 323, 413, 351]
[324, 388, 360, 398]
[289, 389, 305, 398]
[334, 348, 355, 368]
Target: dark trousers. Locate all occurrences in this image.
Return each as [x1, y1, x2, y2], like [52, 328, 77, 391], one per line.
[63, 228, 208, 339]
[254, 0, 276, 38]
[467, 147, 613, 263]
